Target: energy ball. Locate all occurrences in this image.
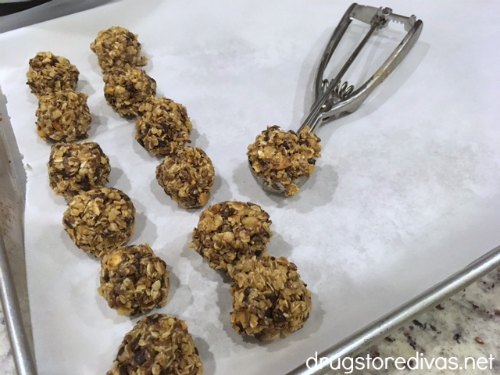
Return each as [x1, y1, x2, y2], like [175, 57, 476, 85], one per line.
[63, 187, 135, 258]
[247, 125, 321, 197]
[156, 147, 215, 209]
[190, 201, 271, 272]
[136, 97, 192, 156]
[103, 67, 156, 118]
[48, 142, 111, 200]
[36, 90, 91, 142]
[107, 314, 203, 375]
[228, 255, 312, 341]
[26, 51, 79, 96]
[90, 26, 147, 72]
[98, 244, 170, 316]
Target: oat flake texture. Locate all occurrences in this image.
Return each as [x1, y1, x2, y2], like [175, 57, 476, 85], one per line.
[136, 96, 192, 156]
[156, 147, 215, 209]
[48, 142, 110, 200]
[107, 314, 203, 375]
[247, 125, 321, 196]
[191, 201, 272, 272]
[99, 244, 170, 316]
[228, 255, 312, 341]
[36, 89, 91, 142]
[26, 51, 79, 96]
[103, 67, 156, 118]
[90, 26, 147, 72]
[63, 187, 135, 258]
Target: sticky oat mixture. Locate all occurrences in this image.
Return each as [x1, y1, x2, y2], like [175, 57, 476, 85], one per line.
[27, 51, 79, 96]
[156, 147, 215, 209]
[103, 67, 156, 118]
[228, 255, 312, 341]
[107, 314, 203, 375]
[191, 201, 272, 272]
[48, 142, 110, 200]
[99, 244, 170, 316]
[36, 89, 91, 142]
[247, 125, 321, 196]
[63, 187, 135, 258]
[91, 26, 147, 72]
[136, 97, 192, 156]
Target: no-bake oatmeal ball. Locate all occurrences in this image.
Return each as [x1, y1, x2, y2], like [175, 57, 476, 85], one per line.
[63, 187, 135, 258]
[36, 89, 91, 142]
[107, 314, 203, 375]
[190, 201, 272, 272]
[228, 255, 312, 341]
[247, 125, 321, 197]
[48, 142, 110, 200]
[99, 244, 170, 316]
[90, 26, 147, 72]
[26, 51, 79, 96]
[103, 67, 156, 118]
[156, 147, 215, 209]
[136, 97, 192, 156]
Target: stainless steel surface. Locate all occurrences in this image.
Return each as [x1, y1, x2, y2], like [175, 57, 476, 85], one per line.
[1, 86, 36, 374]
[0, 0, 115, 33]
[249, 3, 423, 195]
[287, 245, 500, 374]
[0, 2, 498, 374]
[303, 3, 422, 131]
[0, 239, 37, 375]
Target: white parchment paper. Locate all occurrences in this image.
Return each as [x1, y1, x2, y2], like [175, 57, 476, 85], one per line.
[1, 0, 500, 374]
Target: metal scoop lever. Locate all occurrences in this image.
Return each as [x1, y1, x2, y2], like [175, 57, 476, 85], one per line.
[301, 3, 423, 133]
[248, 3, 423, 196]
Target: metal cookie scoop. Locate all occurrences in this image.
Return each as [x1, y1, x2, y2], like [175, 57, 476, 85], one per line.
[247, 3, 423, 196]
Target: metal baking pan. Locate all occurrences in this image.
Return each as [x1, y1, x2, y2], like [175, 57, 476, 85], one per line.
[1, 165, 499, 375]
[1, 0, 500, 374]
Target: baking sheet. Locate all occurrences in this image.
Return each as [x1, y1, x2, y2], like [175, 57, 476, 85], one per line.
[0, 0, 116, 33]
[1, 0, 500, 374]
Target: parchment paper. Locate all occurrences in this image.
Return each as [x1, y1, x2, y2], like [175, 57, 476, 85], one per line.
[1, 1, 500, 374]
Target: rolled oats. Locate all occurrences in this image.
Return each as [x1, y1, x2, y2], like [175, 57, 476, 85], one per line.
[247, 125, 321, 196]
[103, 67, 156, 118]
[107, 314, 203, 375]
[156, 147, 215, 209]
[190, 201, 272, 272]
[48, 142, 111, 200]
[91, 26, 147, 72]
[136, 97, 192, 156]
[99, 244, 170, 316]
[63, 187, 135, 258]
[36, 89, 91, 142]
[26, 51, 79, 96]
[228, 255, 312, 341]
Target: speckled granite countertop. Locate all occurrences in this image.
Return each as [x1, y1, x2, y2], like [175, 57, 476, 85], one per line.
[0, 269, 498, 374]
[353, 268, 500, 375]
